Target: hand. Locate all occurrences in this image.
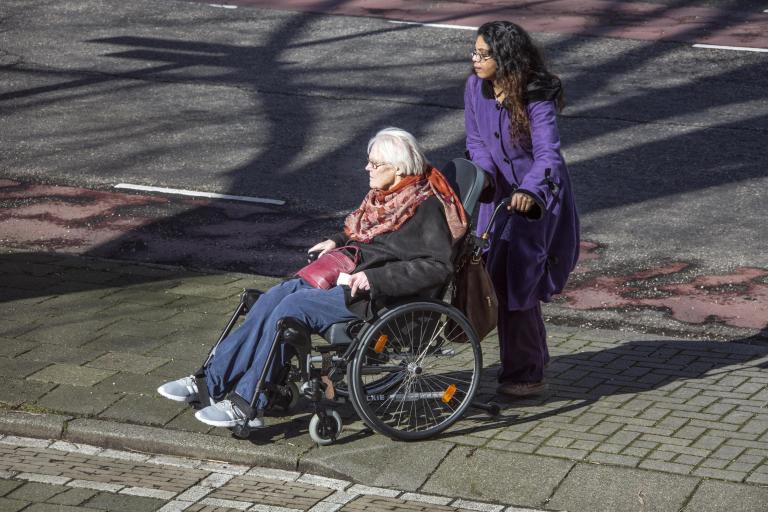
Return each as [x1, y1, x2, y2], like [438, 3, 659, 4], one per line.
[508, 192, 534, 213]
[308, 239, 337, 257]
[348, 272, 370, 297]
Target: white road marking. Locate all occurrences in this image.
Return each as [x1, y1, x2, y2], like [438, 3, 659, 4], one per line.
[693, 43, 768, 53]
[209, 4, 237, 8]
[388, 20, 477, 31]
[389, 20, 768, 53]
[114, 183, 285, 205]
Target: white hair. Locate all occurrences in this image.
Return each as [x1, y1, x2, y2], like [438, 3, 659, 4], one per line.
[367, 127, 428, 176]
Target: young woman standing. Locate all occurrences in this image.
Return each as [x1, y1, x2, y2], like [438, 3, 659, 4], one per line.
[464, 21, 580, 397]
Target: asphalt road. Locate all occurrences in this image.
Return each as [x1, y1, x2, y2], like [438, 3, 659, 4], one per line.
[1, 0, 766, 337]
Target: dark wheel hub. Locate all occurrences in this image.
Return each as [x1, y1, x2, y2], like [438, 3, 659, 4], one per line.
[318, 415, 339, 438]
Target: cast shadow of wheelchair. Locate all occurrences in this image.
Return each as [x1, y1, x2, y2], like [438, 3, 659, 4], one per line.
[226, 333, 768, 445]
[424, 333, 768, 441]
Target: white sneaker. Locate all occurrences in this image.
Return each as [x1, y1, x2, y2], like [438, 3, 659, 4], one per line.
[157, 376, 198, 402]
[195, 400, 265, 428]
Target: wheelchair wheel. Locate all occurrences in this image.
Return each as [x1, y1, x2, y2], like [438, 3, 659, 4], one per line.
[348, 301, 482, 441]
[334, 362, 406, 399]
[309, 409, 342, 445]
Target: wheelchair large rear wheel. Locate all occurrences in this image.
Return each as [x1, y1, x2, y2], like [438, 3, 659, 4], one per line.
[349, 301, 482, 441]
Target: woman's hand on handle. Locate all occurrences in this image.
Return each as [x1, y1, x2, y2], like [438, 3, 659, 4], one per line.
[348, 272, 370, 297]
[508, 192, 535, 213]
[308, 239, 337, 256]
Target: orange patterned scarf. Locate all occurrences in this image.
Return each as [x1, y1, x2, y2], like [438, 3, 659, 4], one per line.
[343, 167, 468, 244]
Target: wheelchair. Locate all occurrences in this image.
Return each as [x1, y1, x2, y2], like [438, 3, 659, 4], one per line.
[201, 159, 500, 445]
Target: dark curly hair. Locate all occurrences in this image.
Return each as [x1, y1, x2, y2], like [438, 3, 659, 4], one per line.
[477, 21, 564, 146]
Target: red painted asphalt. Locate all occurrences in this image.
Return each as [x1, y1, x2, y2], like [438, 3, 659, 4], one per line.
[2, 180, 766, 332]
[197, 0, 768, 49]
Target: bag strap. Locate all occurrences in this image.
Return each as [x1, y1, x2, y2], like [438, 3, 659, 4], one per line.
[334, 245, 361, 264]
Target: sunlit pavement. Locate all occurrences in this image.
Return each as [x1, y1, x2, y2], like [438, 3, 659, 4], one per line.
[1, 0, 767, 510]
[1, 253, 767, 510]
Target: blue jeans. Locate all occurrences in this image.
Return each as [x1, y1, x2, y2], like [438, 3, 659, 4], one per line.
[204, 279, 357, 409]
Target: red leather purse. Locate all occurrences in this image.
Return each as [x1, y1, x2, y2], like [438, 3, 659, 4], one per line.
[295, 246, 360, 289]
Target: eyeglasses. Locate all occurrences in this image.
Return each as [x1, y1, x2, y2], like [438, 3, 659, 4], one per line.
[471, 50, 493, 62]
[367, 159, 390, 170]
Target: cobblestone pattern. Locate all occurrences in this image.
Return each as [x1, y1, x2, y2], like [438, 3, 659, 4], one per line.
[209, 476, 333, 509]
[470, 331, 768, 484]
[0, 436, 518, 512]
[0, 442, 208, 492]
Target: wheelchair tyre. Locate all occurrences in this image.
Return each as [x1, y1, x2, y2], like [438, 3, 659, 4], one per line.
[309, 409, 342, 446]
[349, 301, 482, 441]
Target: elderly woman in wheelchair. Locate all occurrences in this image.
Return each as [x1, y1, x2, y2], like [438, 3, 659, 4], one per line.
[158, 127, 492, 444]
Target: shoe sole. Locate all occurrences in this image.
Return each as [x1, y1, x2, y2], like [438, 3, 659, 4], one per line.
[157, 387, 197, 402]
[496, 385, 548, 397]
[194, 410, 241, 428]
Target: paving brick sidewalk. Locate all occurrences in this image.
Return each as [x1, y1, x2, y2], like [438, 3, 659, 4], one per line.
[1, 251, 768, 510]
[1, 436, 510, 511]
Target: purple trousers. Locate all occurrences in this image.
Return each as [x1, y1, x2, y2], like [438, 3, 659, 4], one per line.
[496, 302, 549, 384]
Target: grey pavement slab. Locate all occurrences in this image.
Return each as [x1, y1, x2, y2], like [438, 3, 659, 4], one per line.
[0, 496, 25, 512]
[18, 321, 113, 347]
[299, 435, 454, 491]
[0, 357, 50, 379]
[92, 371, 169, 396]
[83, 492, 165, 512]
[16, 345, 106, 366]
[98, 394, 187, 426]
[34, 384, 122, 417]
[86, 351, 168, 374]
[28, 364, 116, 387]
[6, 482, 67, 503]
[80, 333, 169, 355]
[0, 379, 57, 408]
[421, 446, 574, 508]
[547, 463, 699, 512]
[0, 337, 37, 358]
[683, 479, 768, 512]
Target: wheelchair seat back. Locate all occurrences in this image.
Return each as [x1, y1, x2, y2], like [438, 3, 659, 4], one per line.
[439, 158, 487, 218]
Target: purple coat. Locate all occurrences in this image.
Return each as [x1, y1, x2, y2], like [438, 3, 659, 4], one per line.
[464, 74, 580, 310]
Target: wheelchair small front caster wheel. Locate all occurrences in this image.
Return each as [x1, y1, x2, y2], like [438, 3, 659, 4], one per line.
[309, 409, 342, 446]
[275, 381, 301, 412]
[487, 402, 501, 417]
[230, 423, 251, 439]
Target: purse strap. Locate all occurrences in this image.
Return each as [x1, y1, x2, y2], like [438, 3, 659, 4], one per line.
[334, 245, 361, 264]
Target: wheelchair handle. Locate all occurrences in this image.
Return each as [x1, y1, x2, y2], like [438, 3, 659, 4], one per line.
[470, 197, 512, 258]
[307, 250, 321, 262]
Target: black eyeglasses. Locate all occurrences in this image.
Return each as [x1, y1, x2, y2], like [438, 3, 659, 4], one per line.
[471, 50, 493, 62]
[367, 159, 389, 170]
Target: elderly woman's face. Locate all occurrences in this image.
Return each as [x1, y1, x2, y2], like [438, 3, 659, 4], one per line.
[365, 144, 399, 191]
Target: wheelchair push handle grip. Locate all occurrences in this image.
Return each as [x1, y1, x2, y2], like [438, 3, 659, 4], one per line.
[307, 250, 321, 263]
